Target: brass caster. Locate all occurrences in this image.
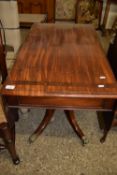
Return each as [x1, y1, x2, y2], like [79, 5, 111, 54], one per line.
[13, 157, 20, 165]
[100, 136, 105, 143]
[29, 134, 38, 144]
[81, 136, 89, 146]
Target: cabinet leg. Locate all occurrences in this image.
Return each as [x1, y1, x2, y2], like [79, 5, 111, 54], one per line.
[100, 111, 115, 143]
[1, 123, 20, 165]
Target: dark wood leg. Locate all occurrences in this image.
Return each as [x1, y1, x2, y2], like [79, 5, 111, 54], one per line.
[0, 123, 20, 165]
[97, 111, 105, 130]
[29, 109, 55, 143]
[112, 118, 117, 127]
[100, 111, 115, 143]
[75, 0, 80, 23]
[0, 122, 15, 152]
[97, 0, 103, 30]
[101, 0, 111, 35]
[10, 124, 16, 144]
[64, 110, 88, 145]
[5, 108, 19, 144]
[7, 108, 19, 123]
[2, 96, 19, 124]
[0, 32, 8, 84]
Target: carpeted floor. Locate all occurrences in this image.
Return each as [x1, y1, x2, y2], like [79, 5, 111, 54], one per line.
[0, 109, 117, 174]
[0, 26, 117, 175]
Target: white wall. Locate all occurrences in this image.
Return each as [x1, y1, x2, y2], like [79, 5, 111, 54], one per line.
[106, 3, 117, 28]
[0, 1, 21, 54]
[102, 0, 117, 29]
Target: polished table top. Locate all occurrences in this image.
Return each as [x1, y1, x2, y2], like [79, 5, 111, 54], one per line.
[1, 23, 117, 109]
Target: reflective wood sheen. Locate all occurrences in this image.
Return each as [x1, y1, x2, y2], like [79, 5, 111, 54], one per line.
[2, 24, 117, 100]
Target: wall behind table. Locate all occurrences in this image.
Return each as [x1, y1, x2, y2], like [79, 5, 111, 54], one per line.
[55, 0, 117, 29]
[56, 0, 77, 20]
[106, 3, 117, 29]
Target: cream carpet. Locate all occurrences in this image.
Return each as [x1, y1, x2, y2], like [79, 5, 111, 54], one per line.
[0, 109, 117, 175]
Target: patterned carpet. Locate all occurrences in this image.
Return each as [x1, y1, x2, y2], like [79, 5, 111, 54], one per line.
[0, 109, 117, 175]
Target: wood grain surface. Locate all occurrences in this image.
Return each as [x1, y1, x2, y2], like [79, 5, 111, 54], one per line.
[1, 24, 117, 102]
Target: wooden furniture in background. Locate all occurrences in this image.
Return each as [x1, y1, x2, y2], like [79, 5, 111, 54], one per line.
[17, 0, 55, 24]
[75, 0, 103, 29]
[0, 30, 7, 83]
[107, 29, 117, 127]
[0, 30, 20, 165]
[1, 23, 117, 145]
[108, 30, 117, 79]
[102, 0, 117, 33]
[97, 28, 117, 129]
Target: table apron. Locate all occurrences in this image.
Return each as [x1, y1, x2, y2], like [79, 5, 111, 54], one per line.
[2, 96, 115, 111]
